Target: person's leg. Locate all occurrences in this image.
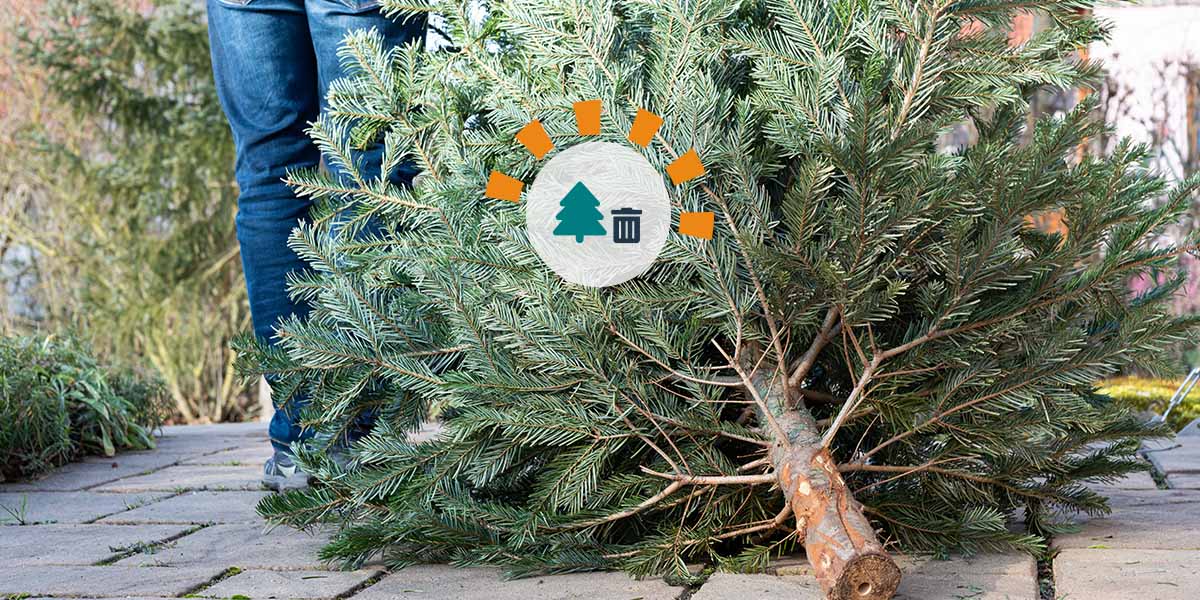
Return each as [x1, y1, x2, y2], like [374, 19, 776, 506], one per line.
[305, 0, 425, 187]
[304, 1, 426, 445]
[206, 0, 319, 458]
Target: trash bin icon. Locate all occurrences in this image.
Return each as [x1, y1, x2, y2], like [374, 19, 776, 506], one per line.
[611, 208, 642, 244]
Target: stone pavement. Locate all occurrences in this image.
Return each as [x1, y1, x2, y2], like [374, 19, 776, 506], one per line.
[0, 422, 1194, 599]
[1052, 422, 1200, 600]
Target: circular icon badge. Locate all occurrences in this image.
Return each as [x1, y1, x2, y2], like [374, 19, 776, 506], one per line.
[526, 141, 670, 287]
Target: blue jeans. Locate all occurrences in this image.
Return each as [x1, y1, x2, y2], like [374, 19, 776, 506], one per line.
[207, 0, 423, 451]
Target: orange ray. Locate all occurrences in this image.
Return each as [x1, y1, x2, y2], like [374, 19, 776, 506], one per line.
[628, 108, 663, 147]
[516, 120, 554, 159]
[679, 212, 714, 240]
[666, 148, 706, 185]
[574, 99, 602, 136]
[485, 171, 524, 203]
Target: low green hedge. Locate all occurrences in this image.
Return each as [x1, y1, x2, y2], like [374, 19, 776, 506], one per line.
[0, 334, 165, 481]
[1099, 376, 1200, 431]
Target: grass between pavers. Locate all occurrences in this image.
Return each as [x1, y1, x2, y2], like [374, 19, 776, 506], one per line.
[1, 489, 180, 526]
[0, 495, 31, 525]
[114, 493, 174, 516]
[337, 571, 389, 600]
[1147, 460, 1173, 489]
[95, 522, 211, 565]
[181, 566, 244, 598]
[1036, 548, 1058, 600]
[81, 491, 187, 525]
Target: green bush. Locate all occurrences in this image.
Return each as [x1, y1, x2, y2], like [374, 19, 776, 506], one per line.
[0, 334, 165, 481]
[1, 0, 252, 423]
[1100, 376, 1200, 431]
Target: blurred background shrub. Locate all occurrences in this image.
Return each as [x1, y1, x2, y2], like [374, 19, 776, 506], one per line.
[0, 333, 165, 481]
[1098, 376, 1200, 432]
[0, 0, 256, 423]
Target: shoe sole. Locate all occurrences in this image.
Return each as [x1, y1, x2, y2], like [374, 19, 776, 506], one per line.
[262, 471, 311, 492]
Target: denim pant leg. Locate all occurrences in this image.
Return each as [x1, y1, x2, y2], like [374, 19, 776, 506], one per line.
[305, 0, 425, 188]
[305, 2, 425, 444]
[207, 0, 320, 452]
[210, 0, 424, 452]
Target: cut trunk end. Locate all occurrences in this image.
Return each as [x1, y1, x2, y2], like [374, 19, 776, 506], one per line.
[773, 443, 900, 600]
[825, 552, 900, 600]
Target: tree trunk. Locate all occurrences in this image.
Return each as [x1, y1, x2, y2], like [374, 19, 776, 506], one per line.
[760, 382, 901, 599]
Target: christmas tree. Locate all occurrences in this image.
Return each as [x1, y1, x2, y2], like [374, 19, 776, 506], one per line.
[246, 0, 1200, 598]
[554, 181, 607, 242]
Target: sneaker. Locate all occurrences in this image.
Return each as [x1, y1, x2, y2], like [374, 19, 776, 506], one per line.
[327, 445, 353, 471]
[310, 431, 354, 471]
[262, 449, 311, 492]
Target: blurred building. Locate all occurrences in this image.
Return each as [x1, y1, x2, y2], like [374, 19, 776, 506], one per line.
[1093, 1, 1200, 180]
[1092, 1, 1200, 316]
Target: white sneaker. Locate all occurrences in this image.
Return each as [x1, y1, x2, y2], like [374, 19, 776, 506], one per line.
[262, 449, 311, 491]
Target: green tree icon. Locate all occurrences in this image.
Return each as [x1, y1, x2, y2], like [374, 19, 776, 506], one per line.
[553, 182, 606, 243]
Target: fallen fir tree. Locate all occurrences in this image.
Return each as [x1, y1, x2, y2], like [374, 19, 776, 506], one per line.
[244, 0, 1200, 598]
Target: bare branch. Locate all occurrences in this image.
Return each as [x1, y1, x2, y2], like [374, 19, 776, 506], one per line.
[788, 306, 841, 389]
[641, 466, 777, 486]
[819, 355, 880, 447]
[714, 341, 793, 450]
[557, 481, 684, 530]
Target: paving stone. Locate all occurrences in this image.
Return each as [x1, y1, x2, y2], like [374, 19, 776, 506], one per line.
[1103, 488, 1200, 508]
[93, 465, 263, 492]
[181, 445, 272, 466]
[0, 491, 170, 524]
[151, 436, 252, 456]
[1093, 471, 1159, 491]
[0, 565, 222, 597]
[1143, 443, 1200, 474]
[199, 568, 379, 599]
[147, 424, 267, 457]
[80, 453, 187, 468]
[1165, 472, 1200, 489]
[696, 553, 1036, 600]
[99, 490, 269, 525]
[354, 565, 682, 600]
[1055, 548, 1200, 600]
[159, 422, 268, 437]
[115, 523, 330, 569]
[0, 523, 192, 566]
[894, 554, 1037, 600]
[1, 453, 184, 492]
[1179, 418, 1200, 437]
[691, 573, 820, 599]
[1056, 497, 1200, 549]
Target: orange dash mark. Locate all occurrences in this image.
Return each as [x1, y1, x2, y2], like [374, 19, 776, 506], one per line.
[679, 212, 714, 240]
[485, 171, 524, 203]
[666, 148, 706, 185]
[516, 119, 554, 159]
[574, 99, 602, 136]
[627, 108, 663, 147]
